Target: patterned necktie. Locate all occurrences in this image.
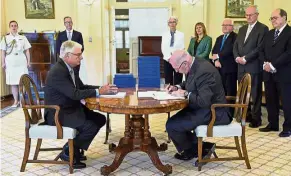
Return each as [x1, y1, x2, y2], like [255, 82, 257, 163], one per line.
[69, 69, 75, 86]
[68, 31, 72, 40]
[170, 31, 174, 47]
[220, 34, 227, 51]
[244, 25, 252, 42]
[274, 29, 280, 42]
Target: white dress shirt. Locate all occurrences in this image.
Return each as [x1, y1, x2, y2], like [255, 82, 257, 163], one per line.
[66, 29, 73, 40]
[161, 30, 185, 61]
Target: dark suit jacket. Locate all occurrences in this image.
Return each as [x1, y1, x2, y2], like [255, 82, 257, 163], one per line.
[212, 31, 237, 73]
[260, 25, 291, 83]
[187, 35, 212, 60]
[56, 30, 84, 55]
[44, 59, 98, 128]
[179, 59, 231, 125]
[233, 21, 269, 74]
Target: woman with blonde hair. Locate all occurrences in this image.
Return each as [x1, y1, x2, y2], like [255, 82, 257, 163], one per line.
[187, 22, 212, 61]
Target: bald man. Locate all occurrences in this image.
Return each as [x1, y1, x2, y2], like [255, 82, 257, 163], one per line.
[259, 9, 291, 137]
[165, 50, 232, 160]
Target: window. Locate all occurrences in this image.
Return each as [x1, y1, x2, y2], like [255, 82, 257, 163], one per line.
[115, 31, 123, 48]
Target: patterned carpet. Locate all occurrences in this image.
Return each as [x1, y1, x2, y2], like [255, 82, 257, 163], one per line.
[0, 106, 19, 118]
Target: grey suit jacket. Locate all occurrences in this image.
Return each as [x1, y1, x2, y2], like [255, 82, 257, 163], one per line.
[179, 59, 232, 125]
[233, 21, 269, 74]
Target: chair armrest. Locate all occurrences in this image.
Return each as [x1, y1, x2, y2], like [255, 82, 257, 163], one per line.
[205, 103, 248, 137]
[22, 105, 64, 139]
[226, 96, 236, 101]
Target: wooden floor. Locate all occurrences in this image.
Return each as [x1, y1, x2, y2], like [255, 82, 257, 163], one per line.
[0, 95, 14, 110]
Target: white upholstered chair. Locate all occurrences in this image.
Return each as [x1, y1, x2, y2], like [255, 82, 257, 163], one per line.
[19, 74, 76, 174]
[195, 73, 252, 171]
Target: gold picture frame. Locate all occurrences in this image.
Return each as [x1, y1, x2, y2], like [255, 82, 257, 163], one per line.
[24, 0, 55, 19]
[233, 21, 248, 33]
[225, 0, 254, 18]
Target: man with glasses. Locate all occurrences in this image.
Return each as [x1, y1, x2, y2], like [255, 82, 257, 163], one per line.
[259, 9, 291, 137]
[44, 41, 118, 168]
[211, 19, 238, 103]
[161, 16, 185, 85]
[165, 50, 232, 160]
[233, 5, 269, 128]
[56, 16, 84, 56]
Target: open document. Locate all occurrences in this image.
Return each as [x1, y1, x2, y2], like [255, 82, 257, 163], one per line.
[99, 92, 126, 98]
[138, 91, 185, 100]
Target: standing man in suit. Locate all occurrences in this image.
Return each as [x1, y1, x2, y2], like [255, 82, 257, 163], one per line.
[44, 41, 117, 168]
[233, 5, 269, 128]
[259, 9, 291, 137]
[165, 50, 232, 160]
[211, 18, 238, 98]
[161, 16, 185, 85]
[56, 16, 84, 74]
[56, 16, 84, 56]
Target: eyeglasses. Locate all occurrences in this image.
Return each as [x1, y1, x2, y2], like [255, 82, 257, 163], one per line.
[269, 16, 279, 21]
[68, 52, 82, 58]
[64, 21, 72, 24]
[168, 21, 176, 24]
[175, 61, 187, 72]
[245, 13, 257, 17]
[221, 24, 233, 27]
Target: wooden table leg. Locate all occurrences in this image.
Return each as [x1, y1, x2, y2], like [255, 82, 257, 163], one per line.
[102, 114, 171, 175]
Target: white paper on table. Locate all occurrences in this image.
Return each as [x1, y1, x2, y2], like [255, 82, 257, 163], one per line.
[153, 92, 185, 100]
[99, 92, 126, 98]
[137, 91, 155, 98]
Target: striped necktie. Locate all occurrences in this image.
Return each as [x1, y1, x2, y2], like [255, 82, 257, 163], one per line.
[274, 30, 280, 42]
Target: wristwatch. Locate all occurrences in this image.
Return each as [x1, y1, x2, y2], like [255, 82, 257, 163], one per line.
[184, 91, 189, 98]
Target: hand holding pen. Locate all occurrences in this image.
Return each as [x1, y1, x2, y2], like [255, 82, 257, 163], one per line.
[165, 84, 178, 94]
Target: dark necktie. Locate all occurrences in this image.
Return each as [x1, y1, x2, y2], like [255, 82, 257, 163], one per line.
[274, 29, 280, 42]
[220, 34, 227, 51]
[170, 31, 175, 47]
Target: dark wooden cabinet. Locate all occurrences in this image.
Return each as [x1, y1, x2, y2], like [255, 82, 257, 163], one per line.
[23, 33, 56, 91]
[138, 36, 164, 77]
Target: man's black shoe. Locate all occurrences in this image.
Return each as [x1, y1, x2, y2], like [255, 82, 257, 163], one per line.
[60, 151, 86, 169]
[174, 151, 197, 161]
[279, 131, 291, 137]
[249, 121, 262, 128]
[259, 124, 279, 132]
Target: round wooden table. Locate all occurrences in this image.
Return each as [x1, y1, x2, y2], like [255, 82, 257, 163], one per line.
[85, 88, 188, 175]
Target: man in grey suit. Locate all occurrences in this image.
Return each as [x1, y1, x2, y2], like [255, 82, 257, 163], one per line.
[233, 5, 269, 128]
[165, 50, 232, 160]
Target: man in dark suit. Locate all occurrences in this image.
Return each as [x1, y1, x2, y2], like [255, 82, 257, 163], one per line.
[165, 50, 232, 160]
[211, 18, 238, 98]
[259, 9, 291, 137]
[56, 16, 84, 73]
[56, 16, 84, 55]
[44, 41, 117, 168]
[233, 5, 269, 128]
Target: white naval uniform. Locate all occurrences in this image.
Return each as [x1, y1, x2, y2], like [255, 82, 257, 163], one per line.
[0, 33, 31, 85]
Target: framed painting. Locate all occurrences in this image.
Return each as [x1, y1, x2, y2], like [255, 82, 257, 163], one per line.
[225, 0, 254, 18]
[24, 0, 55, 19]
[233, 21, 248, 33]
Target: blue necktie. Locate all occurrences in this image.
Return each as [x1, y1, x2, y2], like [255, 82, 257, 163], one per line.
[274, 30, 279, 42]
[170, 31, 174, 47]
[220, 34, 227, 51]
